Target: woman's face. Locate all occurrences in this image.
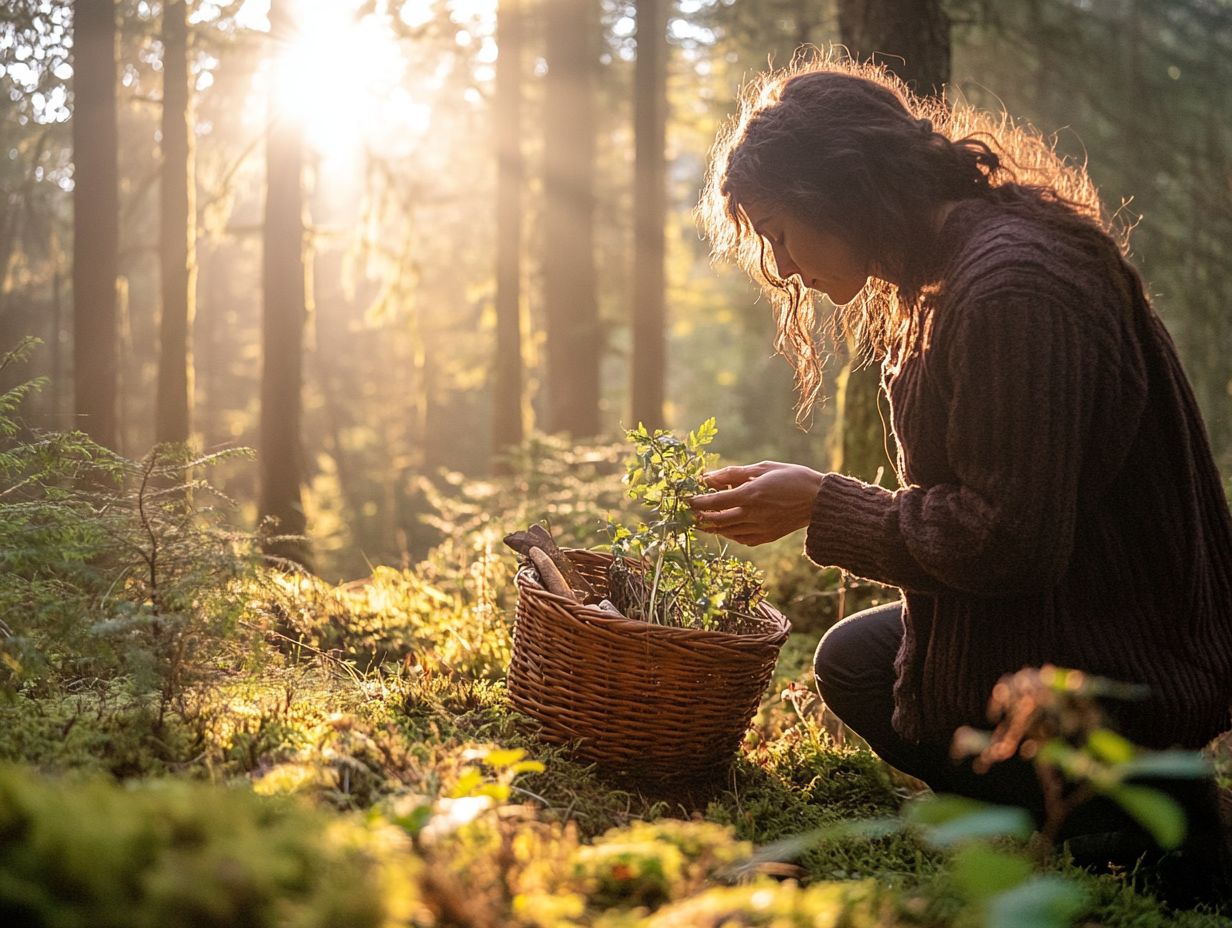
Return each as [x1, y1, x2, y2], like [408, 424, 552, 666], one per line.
[746, 205, 869, 306]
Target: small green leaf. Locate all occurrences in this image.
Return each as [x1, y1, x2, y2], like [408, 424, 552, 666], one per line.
[393, 802, 435, 836]
[735, 817, 903, 872]
[450, 767, 484, 798]
[483, 747, 527, 768]
[1117, 751, 1211, 781]
[509, 760, 546, 776]
[984, 874, 1090, 928]
[906, 795, 1034, 846]
[1036, 739, 1098, 782]
[950, 844, 1033, 901]
[694, 417, 718, 447]
[906, 794, 1002, 825]
[1106, 784, 1187, 849]
[1085, 728, 1135, 766]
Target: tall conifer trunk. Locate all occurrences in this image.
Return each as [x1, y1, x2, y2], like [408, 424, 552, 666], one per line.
[631, 0, 668, 430]
[50, 257, 64, 422]
[491, 0, 525, 467]
[833, 0, 950, 484]
[260, 0, 309, 565]
[542, 0, 600, 437]
[156, 0, 195, 444]
[71, 0, 118, 449]
[836, 0, 950, 96]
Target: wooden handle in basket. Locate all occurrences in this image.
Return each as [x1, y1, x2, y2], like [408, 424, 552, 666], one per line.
[504, 524, 595, 599]
[529, 546, 578, 601]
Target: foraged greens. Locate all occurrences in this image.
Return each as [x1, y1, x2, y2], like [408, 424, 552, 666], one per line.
[606, 419, 764, 631]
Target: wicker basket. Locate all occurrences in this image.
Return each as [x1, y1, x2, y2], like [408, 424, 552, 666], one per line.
[507, 549, 791, 783]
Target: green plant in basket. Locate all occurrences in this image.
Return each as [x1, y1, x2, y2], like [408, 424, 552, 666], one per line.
[607, 419, 764, 631]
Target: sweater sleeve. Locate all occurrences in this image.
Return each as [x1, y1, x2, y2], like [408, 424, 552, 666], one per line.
[806, 291, 1097, 595]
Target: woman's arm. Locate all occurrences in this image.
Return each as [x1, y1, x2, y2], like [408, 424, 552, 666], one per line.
[808, 292, 1103, 595]
[695, 290, 1115, 596]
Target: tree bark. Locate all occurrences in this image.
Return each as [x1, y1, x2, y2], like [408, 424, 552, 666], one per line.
[542, 0, 600, 437]
[631, 0, 668, 430]
[156, 0, 196, 445]
[836, 0, 950, 97]
[71, 0, 118, 449]
[51, 261, 64, 423]
[491, 0, 525, 467]
[260, 0, 310, 566]
[834, 0, 950, 484]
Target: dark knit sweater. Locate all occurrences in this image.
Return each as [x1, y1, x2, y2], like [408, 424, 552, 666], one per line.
[804, 199, 1232, 749]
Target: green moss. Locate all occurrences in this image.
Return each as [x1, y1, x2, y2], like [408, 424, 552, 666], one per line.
[0, 766, 420, 928]
[0, 421, 1224, 926]
[0, 689, 198, 778]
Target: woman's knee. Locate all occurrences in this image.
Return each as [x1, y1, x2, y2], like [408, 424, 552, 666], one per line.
[813, 620, 863, 713]
[813, 624, 843, 701]
[813, 603, 903, 716]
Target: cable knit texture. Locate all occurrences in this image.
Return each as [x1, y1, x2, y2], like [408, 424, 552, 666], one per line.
[805, 199, 1232, 749]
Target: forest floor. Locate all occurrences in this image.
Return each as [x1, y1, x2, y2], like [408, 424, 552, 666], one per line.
[2, 429, 1231, 926]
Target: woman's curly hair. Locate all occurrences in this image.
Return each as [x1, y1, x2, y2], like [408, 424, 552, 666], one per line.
[698, 50, 1120, 422]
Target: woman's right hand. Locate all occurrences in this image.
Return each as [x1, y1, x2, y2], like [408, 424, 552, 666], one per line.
[688, 461, 824, 546]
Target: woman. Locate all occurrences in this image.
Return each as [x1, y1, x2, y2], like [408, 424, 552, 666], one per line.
[690, 57, 1232, 869]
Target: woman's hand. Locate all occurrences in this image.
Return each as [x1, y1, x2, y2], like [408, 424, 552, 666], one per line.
[688, 461, 824, 546]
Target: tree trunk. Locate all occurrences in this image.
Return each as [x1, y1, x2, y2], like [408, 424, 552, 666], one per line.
[542, 0, 600, 437]
[836, 0, 950, 96]
[631, 0, 668, 430]
[491, 0, 525, 468]
[833, 0, 950, 484]
[115, 274, 130, 454]
[71, 0, 118, 449]
[156, 0, 196, 445]
[195, 245, 218, 444]
[260, 0, 310, 566]
[50, 260, 64, 423]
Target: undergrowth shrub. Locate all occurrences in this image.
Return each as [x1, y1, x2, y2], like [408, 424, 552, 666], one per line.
[258, 547, 513, 679]
[0, 339, 266, 763]
[0, 443, 256, 711]
[571, 820, 754, 911]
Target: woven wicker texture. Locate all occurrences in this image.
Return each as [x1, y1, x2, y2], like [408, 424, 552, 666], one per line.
[507, 549, 791, 782]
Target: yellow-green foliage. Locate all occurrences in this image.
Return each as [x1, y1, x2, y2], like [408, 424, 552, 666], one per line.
[623, 880, 883, 928]
[0, 765, 423, 928]
[400, 803, 771, 926]
[261, 549, 514, 679]
[573, 821, 754, 911]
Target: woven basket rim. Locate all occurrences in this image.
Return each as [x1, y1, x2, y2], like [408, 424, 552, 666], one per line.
[514, 550, 790, 645]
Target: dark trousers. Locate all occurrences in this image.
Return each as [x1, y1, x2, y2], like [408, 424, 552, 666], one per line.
[813, 601, 1227, 897]
[812, 602, 1049, 812]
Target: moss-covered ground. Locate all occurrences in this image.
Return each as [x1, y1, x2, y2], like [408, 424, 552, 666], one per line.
[1, 427, 1229, 926]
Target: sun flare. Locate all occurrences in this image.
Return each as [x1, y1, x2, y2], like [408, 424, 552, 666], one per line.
[267, 1, 432, 158]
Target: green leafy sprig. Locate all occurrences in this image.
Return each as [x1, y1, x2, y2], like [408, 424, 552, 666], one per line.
[607, 419, 763, 631]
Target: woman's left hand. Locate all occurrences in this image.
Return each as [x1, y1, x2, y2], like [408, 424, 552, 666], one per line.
[688, 461, 824, 546]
